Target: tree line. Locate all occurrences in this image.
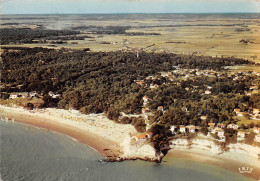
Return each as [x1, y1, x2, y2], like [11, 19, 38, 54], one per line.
[0, 28, 80, 44]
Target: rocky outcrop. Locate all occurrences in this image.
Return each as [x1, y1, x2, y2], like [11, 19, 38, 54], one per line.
[170, 139, 190, 149]
[227, 143, 260, 158]
[107, 135, 164, 163]
[170, 137, 260, 157]
[191, 139, 222, 154]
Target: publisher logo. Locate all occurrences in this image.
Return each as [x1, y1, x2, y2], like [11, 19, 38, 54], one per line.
[238, 167, 253, 174]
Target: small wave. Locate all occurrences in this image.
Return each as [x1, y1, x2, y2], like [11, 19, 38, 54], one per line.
[68, 136, 78, 142]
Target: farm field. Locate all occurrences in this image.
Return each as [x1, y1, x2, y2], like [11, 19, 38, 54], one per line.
[1, 14, 260, 63]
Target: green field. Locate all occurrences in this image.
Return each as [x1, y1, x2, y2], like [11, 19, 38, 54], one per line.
[1, 15, 260, 64]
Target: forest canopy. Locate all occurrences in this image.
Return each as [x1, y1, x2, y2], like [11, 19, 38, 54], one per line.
[2, 47, 258, 130]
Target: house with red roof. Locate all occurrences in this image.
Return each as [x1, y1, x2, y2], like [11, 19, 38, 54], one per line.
[253, 127, 260, 134]
[208, 123, 215, 127]
[136, 81, 145, 85]
[142, 108, 150, 114]
[157, 106, 164, 111]
[253, 108, 259, 114]
[134, 132, 153, 141]
[217, 123, 226, 128]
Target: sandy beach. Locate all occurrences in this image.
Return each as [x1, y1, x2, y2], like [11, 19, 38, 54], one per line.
[167, 149, 260, 180]
[0, 105, 137, 159]
[1, 105, 259, 180]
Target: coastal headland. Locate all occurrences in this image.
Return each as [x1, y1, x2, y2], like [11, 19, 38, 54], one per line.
[1, 105, 259, 180]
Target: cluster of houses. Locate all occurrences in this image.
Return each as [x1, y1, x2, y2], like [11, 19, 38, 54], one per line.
[234, 108, 260, 120]
[169, 122, 260, 143]
[9, 92, 38, 99]
[160, 68, 220, 80]
[140, 93, 260, 143]
[170, 125, 198, 134]
[142, 95, 164, 113]
[134, 67, 259, 96]
[8, 91, 60, 99]
[132, 122, 260, 143]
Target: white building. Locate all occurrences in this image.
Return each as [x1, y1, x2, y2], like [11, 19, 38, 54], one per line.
[150, 84, 159, 89]
[254, 134, 260, 142]
[211, 127, 225, 140]
[170, 125, 176, 134]
[237, 131, 246, 138]
[143, 96, 150, 106]
[9, 93, 19, 99]
[205, 90, 211, 95]
[52, 94, 60, 99]
[234, 109, 246, 116]
[30, 92, 37, 97]
[253, 108, 259, 114]
[180, 126, 186, 133]
[48, 91, 60, 99]
[187, 125, 196, 133]
[253, 127, 260, 134]
[234, 109, 240, 114]
[217, 130, 225, 140]
[227, 124, 239, 130]
[201, 116, 208, 120]
[236, 112, 245, 117]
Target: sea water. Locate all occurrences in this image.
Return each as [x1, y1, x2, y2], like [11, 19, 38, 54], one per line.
[0, 120, 252, 181]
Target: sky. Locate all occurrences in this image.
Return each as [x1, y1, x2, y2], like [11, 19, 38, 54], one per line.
[1, 0, 260, 14]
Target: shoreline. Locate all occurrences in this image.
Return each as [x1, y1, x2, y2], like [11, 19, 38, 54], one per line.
[1, 105, 259, 180]
[166, 149, 260, 180]
[0, 106, 123, 159]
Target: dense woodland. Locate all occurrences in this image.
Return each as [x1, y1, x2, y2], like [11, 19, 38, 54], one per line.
[1, 47, 259, 149]
[0, 28, 81, 44]
[70, 24, 244, 34]
[0, 27, 159, 45]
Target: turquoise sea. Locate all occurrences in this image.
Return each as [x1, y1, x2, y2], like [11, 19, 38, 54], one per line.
[0, 120, 252, 181]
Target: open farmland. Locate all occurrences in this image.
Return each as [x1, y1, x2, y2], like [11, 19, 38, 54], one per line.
[1, 13, 260, 63]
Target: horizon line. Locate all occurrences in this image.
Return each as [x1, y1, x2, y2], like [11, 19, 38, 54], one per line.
[1, 12, 260, 15]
